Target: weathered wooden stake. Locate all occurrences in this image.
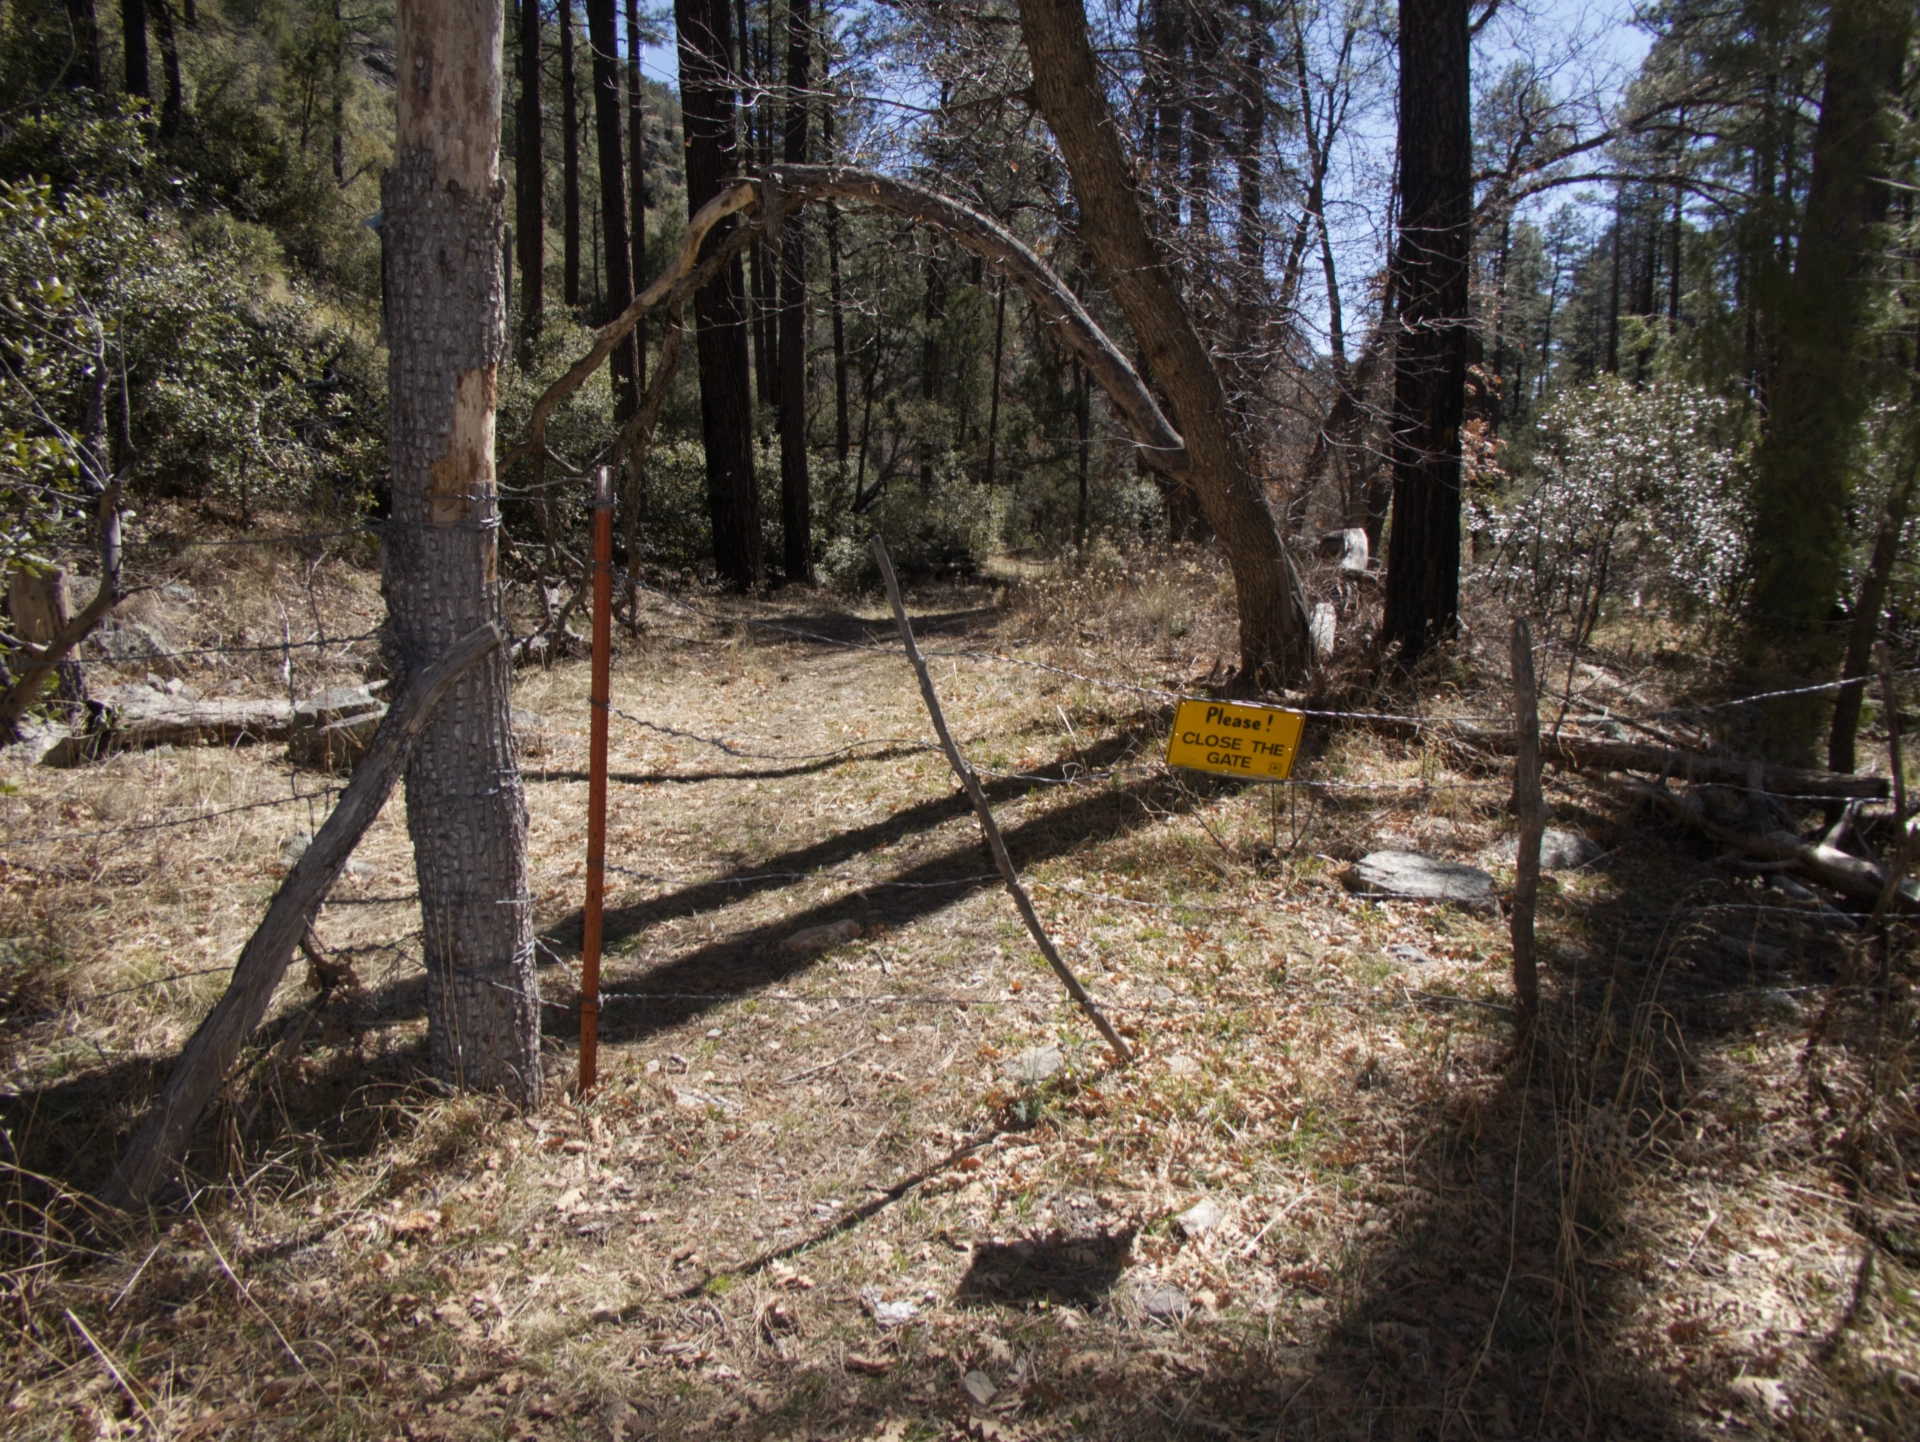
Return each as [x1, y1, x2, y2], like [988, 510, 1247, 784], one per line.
[1509, 618, 1543, 1036]
[104, 623, 503, 1210]
[871, 538, 1132, 1064]
[579, 468, 614, 1097]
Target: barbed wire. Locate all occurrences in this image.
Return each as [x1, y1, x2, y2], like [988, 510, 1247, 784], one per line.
[112, 630, 384, 660]
[0, 792, 327, 849]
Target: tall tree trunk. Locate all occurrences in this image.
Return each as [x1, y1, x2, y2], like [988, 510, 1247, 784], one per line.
[586, 0, 638, 419]
[626, 0, 646, 383]
[1668, 181, 1683, 324]
[1605, 192, 1622, 373]
[123, 0, 149, 99]
[152, 0, 183, 135]
[1017, 0, 1310, 687]
[828, 199, 849, 463]
[739, 0, 773, 408]
[622, 0, 649, 611]
[1233, 0, 1265, 281]
[1147, 0, 1186, 224]
[515, 0, 545, 364]
[678, 0, 762, 588]
[919, 247, 945, 489]
[823, 107, 849, 465]
[64, 0, 101, 90]
[1379, 0, 1470, 663]
[1073, 358, 1091, 550]
[984, 277, 1006, 487]
[1745, 0, 1910, 758]
[778, 0, 813, 582]
[1186, 7, 1223, 242]
[561, 0, 582, 308]
[384, 0, 541, 1103]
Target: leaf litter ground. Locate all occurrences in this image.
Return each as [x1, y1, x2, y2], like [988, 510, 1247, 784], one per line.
[1, 549, 1916, 1440]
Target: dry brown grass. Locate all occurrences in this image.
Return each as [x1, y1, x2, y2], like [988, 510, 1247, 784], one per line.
[0, 538, 1916, 1440]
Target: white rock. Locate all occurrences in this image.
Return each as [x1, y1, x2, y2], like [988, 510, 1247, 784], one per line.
[1174, 1198, 1224, 1237]
[962, 1370, 998, 1406]
[1006, 1045, 1064, 1085]
[861, 1287, 919, 1328]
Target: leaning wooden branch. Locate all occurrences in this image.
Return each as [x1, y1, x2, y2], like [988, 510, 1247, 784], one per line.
[871, 537, 1133, 1065]
[103, 623, 504, 1210]
[1614, 774, 1920, 912]
[500, 182, 759, 474]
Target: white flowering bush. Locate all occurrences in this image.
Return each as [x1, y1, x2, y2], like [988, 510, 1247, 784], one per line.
[1483, 378, 1748, 647]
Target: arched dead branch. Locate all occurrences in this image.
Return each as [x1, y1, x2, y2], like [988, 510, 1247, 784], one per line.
[502, 168, 1188, 480]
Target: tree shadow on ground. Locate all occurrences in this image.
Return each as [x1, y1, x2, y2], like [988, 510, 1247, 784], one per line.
[643, 814, 1899, 1439]
[0, 711, 1177, 1203]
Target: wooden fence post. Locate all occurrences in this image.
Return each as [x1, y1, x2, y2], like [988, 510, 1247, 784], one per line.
[579, 467, 614, 1097]
[1510, 617, 1543, 1038]
[871, 537, 1132, 1065]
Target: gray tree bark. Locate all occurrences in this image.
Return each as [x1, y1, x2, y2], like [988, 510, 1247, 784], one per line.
[383, 0, 542, 1103]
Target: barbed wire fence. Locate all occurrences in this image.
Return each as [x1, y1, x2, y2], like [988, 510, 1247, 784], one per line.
[2, 522, 1910, 1086]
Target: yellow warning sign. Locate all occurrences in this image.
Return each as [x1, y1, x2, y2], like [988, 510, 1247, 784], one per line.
[1165, 699, 1306, 780]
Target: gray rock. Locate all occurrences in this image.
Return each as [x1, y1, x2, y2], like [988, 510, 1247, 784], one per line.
[1496, 828, 1605, 871]
[1151, 984, 1175, 1004]
[1006, 1045, 1064, 1085]
[89, 617, 177, 671]
[1174, 1198, 1223, 1237]
[159, 583, 197, 603]
[782, 918, 861, 954]
[962, 1371, 998, 1406]
[1140, 1283, 1189, 1320]
[4, 721, 73, 769]
[1345, 851, 1497, 909]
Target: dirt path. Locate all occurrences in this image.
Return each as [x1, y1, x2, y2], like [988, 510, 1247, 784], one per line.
[2, 568, 1915, 1440]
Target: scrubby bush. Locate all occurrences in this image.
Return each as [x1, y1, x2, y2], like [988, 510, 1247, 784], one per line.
[1482, 377, 1748, 648]
[0, 109, 383, 570]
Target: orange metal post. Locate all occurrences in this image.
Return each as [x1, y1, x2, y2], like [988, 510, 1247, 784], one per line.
[579, 467, 614, 1096]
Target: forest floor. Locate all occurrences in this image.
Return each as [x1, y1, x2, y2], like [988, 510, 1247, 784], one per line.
[1, 534, 1917, 1440]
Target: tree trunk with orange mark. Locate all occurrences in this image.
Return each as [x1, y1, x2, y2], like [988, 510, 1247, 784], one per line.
[383, 0, 542, 1103]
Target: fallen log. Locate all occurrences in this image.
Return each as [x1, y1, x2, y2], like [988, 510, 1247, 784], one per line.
[1612, 774, 1920, 912]
[1364, 717, 1890, 802]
